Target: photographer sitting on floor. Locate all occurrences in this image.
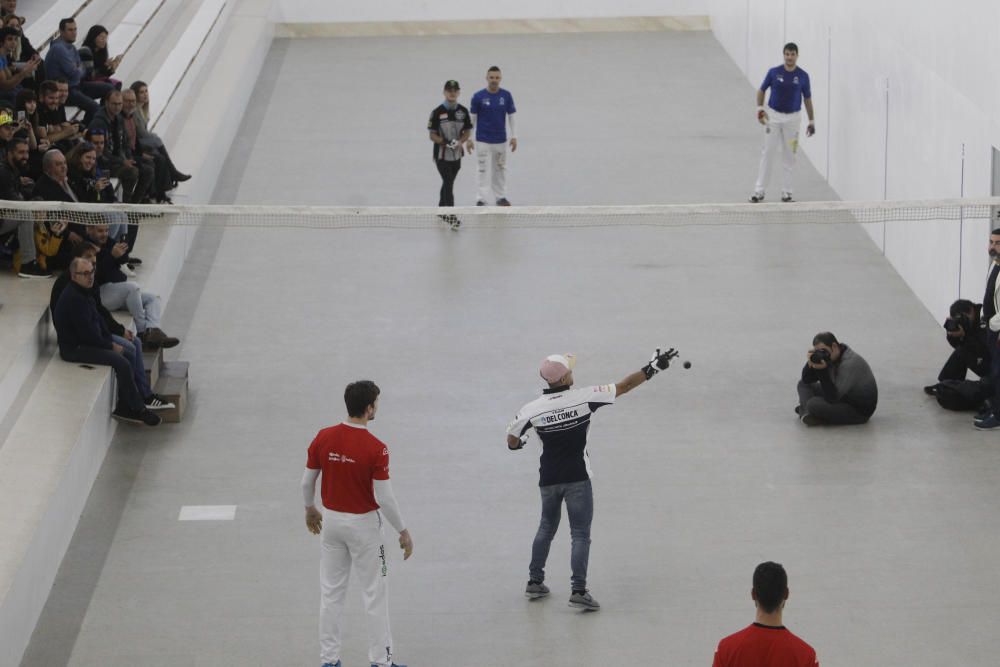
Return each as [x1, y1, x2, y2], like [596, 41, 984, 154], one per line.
[796, 331, 877, 426]
[924, 299, 992, 411]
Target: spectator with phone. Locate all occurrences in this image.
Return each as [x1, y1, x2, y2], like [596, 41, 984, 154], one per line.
[89, 89, 152, 203]
[4, 14, 46, 91]
[0, 26, 38, 102]
[121, 87, 179, 202]
[85, 222, 179, 351]
[80, 25, 122, 89]
[37, 80, 80, 150]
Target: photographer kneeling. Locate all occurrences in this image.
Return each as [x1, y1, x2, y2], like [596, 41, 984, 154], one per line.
[924, 300, 991, 409]
[796, 332, 877, 426]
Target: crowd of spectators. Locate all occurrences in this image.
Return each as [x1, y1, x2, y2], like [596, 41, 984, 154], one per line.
[0, 4, 189, 426]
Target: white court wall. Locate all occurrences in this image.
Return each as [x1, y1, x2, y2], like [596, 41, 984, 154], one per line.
[269, 0, 706, 23]
[269, 0, 1000, 317]
[708, 0, 1000, 318]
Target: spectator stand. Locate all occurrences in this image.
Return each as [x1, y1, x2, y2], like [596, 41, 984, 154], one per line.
[0, 0, 274, 663]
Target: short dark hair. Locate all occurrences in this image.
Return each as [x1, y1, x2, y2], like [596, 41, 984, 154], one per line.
[344, 380, 380, 418]
[0, 26, 18, 40]
[812, 331, 838, 347]
[991, 228, 1000, 236]
[950, 299, 978, 318]
[54, 77, 68, 85]
[58, 18, 74, 32]
[783, 42, 798, 53]
[487, 65, 501, 73]
[73, 241, 100, 257]
[39, 80, 58, 96]
[103, 89, 121, 104]
[6, 136, 27, 149]
[753, 561, 788, 613]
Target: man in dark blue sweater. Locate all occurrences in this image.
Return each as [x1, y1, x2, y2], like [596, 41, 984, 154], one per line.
[52, 257, 160, 426]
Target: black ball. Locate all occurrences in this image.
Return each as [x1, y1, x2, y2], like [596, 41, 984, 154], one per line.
[683, 361, 692, 369]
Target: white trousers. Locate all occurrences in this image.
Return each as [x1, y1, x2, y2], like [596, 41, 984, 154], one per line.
[754, 110, 800, 196]
[98, 281, 161, 332]
[320, 508, 394, 667]
[476, 141, 507, 203]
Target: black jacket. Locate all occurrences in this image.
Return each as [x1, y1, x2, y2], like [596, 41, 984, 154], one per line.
[31, 173, 76, 202]
[0, 159, 27, 200]
[88, 108, 134, 170]
[93, 237, 128, 285]
[53, 281, 113, 358]
[50, 273, 126, 337]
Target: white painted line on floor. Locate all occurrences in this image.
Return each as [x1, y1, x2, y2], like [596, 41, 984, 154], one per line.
[178, 505, 237, 521]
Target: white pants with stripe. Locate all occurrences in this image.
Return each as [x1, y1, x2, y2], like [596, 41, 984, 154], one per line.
[320, 508, 394, 666]
[476, 141, 508, 203]
[753, 109, 800, 196]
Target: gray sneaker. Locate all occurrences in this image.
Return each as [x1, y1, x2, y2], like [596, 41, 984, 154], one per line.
[525, 581, 550, 599]
[568, 590, 600, 611]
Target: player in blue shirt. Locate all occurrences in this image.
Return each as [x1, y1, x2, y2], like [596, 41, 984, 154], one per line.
[749, 42, 815, 203]
[467, 66, 516, 206]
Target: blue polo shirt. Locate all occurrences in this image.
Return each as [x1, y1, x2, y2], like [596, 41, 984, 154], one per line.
[760, 66, 811, 114]
[470, 87, 515, 143]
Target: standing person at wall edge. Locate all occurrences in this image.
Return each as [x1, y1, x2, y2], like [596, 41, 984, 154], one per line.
[467, 65, 516, 206]
[749, 42, 814, 203]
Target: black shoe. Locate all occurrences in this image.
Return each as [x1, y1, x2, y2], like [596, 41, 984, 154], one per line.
[438, 214, 461, 230]
[17, 261, 53, 279]
[781, 192, 794, 202]
[172, 172, 191, 182]
[924, 384, 938, 396]
[496, 198, 511, 206]
[476, 200, 486, 206]
[800, 413, 823, 426]
[749, 192, 764, 203]
[113, 405, 160, 426]
[127, 257, 143, 265]
[139, 327, 180, 351]
[794, 405, 802, 415]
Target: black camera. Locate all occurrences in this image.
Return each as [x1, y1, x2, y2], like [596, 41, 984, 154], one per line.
[944, 315, 969, 334]
[809, 348, 831, 364]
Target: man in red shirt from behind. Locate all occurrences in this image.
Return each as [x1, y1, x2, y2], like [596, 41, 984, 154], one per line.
[713, 561, 818, 667]
[302, 380, 413, 667]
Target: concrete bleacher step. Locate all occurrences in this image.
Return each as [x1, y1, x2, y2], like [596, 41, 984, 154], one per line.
[143, 347, 163, 388]
[154, 361, 188, 423]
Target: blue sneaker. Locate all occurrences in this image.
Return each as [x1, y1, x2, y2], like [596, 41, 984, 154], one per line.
[322, 662, 341, 667]
[370, 663, 407, 667]
[974, 415, 1000, 430]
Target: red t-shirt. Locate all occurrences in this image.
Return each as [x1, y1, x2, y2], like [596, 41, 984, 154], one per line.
[306, 423, 390, 514]
[713, 623, 818, 667]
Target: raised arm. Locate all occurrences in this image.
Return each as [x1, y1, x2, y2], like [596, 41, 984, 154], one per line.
[616, 348, 679, 397]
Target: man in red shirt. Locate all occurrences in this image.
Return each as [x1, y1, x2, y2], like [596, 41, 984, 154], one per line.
[712, 562, 818, 667]
[302, 380, 413, 667]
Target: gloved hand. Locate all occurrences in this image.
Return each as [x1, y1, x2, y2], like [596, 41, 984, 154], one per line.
[447, 139, 460, 150]
[642, 347, 679, 380]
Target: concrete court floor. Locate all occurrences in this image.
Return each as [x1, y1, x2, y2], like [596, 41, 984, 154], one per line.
[23, 32, 1000, 667]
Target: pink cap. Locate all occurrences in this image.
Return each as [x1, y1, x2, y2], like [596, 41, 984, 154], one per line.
[539, 353, 576, 384]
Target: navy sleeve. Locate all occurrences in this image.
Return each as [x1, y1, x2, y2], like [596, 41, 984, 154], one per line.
[802, 71, 811, 99]
[506, 91, 516, 114]
[470, 92, 480, 114]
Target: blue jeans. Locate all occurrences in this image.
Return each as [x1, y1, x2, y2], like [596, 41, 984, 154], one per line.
[112, 334, 150, 399]
[529, 479, 593, 591]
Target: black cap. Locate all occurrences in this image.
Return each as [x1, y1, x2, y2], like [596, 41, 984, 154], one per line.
[443, 80, 460, 91]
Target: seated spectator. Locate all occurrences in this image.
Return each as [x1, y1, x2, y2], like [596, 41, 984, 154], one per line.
[51, 243, 174, 412]
[38, 79, 82, 150]
[79, 25, 121, 89]
[0, 0, 15, 19]
[89, 89, 152, 203]
[52, 256, 161, 425]
[65, 140, 129, 243]
[84, 126, 141, 264]
[121, 87, 173, 203]
[84, 223, 179, 351]
[32, 147, 90, 242]
[0, 25, 38, 103]
[0, 133, 50, 277]
[44, 18, 113, 124]
[4, 13, 46, 90]
[15, 89, 48, 176]
[796, 331, 877, 426]
[129, 81, 190, 187]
